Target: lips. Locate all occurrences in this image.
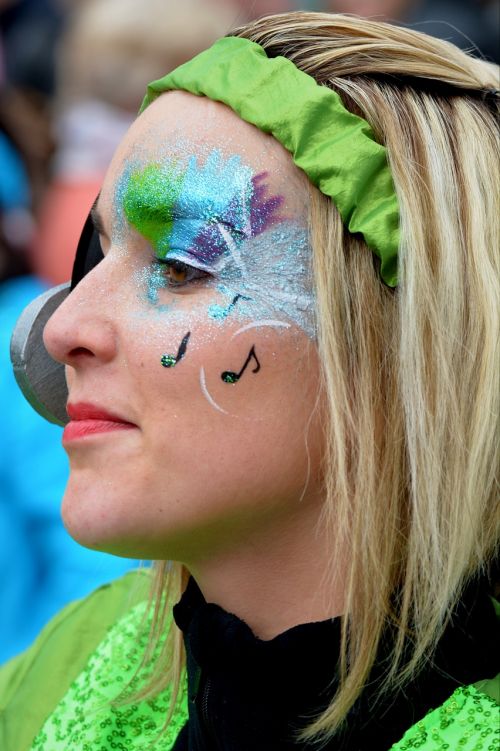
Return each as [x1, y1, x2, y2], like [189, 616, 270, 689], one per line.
[63, 402, 138, 442]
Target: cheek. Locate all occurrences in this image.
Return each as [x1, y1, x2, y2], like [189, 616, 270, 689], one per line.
[197, 326, 312, 420]
[62, 317, 323, 558]
[137, 321, 322, 486]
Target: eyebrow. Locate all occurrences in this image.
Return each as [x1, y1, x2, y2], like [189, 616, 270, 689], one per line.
[90, 195, 108, 238]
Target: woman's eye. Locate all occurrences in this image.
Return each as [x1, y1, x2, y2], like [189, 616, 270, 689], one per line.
[155, 258, 209, 287]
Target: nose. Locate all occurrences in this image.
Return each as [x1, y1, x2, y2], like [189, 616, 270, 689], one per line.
[43, 266, 117, 368]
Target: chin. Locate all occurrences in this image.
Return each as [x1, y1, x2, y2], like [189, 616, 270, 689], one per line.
[61, 491, 104, 552]
[60, 481, 158, 559]
[61, 480, 119, 553]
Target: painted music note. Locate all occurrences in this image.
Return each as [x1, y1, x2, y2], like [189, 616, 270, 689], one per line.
[208, 293, 251, 321]
[221, 345, 261, 384]
[161, 332, 191, 368]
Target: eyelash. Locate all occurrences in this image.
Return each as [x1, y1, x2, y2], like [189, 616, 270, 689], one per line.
[154, 258, 210, 288]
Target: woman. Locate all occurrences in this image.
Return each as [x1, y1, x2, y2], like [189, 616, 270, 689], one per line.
[1, 12, 499, 751]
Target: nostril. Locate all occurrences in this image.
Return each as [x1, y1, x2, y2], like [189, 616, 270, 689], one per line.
[68, 346, 95, 358]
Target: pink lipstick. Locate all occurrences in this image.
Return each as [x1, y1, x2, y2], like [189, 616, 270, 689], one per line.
[63, 402, 138, 443]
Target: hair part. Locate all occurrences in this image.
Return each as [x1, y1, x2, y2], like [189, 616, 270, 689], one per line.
[132, 12, 499, 744]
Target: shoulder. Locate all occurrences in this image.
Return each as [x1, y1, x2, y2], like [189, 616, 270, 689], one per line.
[390, 678, 499, 751]
[390, 594, 500, 750]
[0, 570, 151, 751]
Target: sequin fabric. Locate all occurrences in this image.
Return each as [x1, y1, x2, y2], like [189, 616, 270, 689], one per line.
[391, 684, 499, 750]
[30, 601, 188, 751]
[26, 595, 498, 750]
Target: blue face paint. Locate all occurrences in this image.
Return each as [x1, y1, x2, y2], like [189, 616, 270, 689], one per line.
[208, 294, 251, 322]
[122, 149, 284, 267]
[215, 223, 315, 338]
[146, 263, 167, 304]
[118, 148, 316, 338]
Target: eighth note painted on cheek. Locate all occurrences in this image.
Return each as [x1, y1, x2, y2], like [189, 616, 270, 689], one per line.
[221, 346, 261, 384]
[161, 332, 191, 368]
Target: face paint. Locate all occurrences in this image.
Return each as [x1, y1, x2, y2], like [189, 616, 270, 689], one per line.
[119, 148, 316, 339]
[208, 294, 250, 322]
[122, 163, 184, 256]
[199, 366, 229, 415]
[122, 149, 283, 266]
[213, 223, 315, 338]
[161, 331, 191, 368]
[198, 320, 293, 416]
[145, 263, 170, 305]
[221, 345, 261, 384]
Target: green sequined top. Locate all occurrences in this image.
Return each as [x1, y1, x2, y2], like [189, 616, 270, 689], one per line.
[0, 571, 498, 751]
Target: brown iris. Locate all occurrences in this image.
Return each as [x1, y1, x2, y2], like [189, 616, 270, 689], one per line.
[164, 260, 189, 284]
[155, 257, 208, 288]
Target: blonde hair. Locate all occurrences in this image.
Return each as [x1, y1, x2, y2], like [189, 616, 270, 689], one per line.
[135, 12, 500, 743]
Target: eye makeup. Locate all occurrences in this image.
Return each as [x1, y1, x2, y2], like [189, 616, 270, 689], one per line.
[207, 293, 249, 322]
[122, 149, 284, 270]
[122, 162, 184, 257]
[119, 147, 316, 338]
[213, 223, 315, 338]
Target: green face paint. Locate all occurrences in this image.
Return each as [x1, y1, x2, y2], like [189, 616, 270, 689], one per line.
[121, 150, 285, 269]
[123, 163, 185, 258]
[119, 150, 315, 338]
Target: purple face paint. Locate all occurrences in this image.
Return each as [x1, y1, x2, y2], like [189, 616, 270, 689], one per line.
[122, 150, 283, 266]
[119, 147, 315, 338]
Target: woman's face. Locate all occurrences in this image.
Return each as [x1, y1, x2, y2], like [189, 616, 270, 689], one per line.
[44, 92, 325, 563]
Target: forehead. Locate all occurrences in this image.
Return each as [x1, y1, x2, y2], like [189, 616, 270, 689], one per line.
[99, 90, 308, 214]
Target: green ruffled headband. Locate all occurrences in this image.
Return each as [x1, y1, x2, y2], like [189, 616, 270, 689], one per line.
[141, 36, 400, 287]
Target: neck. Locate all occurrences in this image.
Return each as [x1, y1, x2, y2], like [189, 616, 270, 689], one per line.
[186, 499, 345, 640]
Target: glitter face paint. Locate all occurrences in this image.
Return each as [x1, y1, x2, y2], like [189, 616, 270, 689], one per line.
[197, 320, 293, 416]
[161, 331, 191, 368]
[123, 149, 283, 267]
[119, 147, 316, 339]
[214, 223, 315, 338]
[221, 345, 261, 384]
[123, 163, 184, 256]
[207, 294, 249, 322]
